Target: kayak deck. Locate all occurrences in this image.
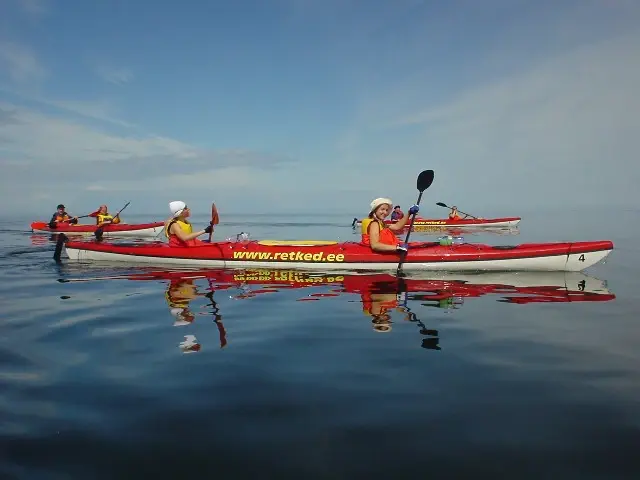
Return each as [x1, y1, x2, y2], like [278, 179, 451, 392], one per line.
[31, 221, 165, 237]
[62, 237, 614, 272]
[352, 216, 522, 228]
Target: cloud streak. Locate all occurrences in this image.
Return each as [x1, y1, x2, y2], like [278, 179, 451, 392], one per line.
[0, 42, 47, 83]
[93, 65, 134, 86]
[18, 0, 48, 15]
[339, 30, 640, 209]
[0, 102, 296, 214]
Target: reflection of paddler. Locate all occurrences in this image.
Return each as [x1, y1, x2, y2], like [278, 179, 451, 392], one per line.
[165, 278, 198, 326]
[361, 291, 398, 332]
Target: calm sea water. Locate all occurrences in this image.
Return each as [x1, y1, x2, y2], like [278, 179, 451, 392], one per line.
[1, 207, 639, 479]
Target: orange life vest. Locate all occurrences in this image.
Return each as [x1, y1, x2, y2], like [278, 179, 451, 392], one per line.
[360, 217, 399, 247]
[361, 291, 398, 315]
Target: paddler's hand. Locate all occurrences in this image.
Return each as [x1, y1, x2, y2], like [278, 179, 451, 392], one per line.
[204, 224, 213, 234]
[396, 243, 408, 253]
[408, 205, 419, 215]
[69, 217, 78, 224]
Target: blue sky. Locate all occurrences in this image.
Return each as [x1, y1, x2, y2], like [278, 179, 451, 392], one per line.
[1, 0, 638, 218]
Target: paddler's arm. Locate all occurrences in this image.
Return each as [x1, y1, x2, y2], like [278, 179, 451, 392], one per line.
[169, 223, 213, 242]
[388, 204, 419, 232]
[368, 222, 402, 252]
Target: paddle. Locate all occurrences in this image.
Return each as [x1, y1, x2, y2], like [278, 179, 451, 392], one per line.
[208, 202, 219, 242]
[396, 169, 435, 276]
[435, 202, 477, 219]
[94, 201, 131, 241]
[47, 209, 101, 229]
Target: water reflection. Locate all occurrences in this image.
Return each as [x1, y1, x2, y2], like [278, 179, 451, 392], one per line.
[56, 267, 615, 353]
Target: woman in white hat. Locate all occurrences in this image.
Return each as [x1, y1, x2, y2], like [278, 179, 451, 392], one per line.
[164, 201, 213, 247]
[361, 198, 419, 252]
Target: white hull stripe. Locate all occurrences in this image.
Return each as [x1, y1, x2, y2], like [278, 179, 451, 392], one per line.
[64, 247, 612, 272]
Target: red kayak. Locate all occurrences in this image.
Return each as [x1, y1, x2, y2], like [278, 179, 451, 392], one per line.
[58, 235, 614, 272]
[31, 221, 164, 237]
[352, 216, 521, 229]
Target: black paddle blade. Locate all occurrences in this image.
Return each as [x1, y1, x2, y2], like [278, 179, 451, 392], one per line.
[417, 170, 435, 192]
[436, 202, 448, 208]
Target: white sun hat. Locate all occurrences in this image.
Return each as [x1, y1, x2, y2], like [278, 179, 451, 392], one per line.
[169, 200, 186, 217]
[369, 197, 393, 214]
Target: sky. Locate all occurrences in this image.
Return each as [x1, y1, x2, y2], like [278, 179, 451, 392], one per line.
[1, 0, 639, 218]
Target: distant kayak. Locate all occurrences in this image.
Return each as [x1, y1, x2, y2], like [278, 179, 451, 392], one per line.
[31, 221, 164, 237]
[57, 235, 614, 272]
[352, 216, 521, 228]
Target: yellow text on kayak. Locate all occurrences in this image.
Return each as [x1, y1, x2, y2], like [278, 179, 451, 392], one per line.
[232, 250, 345, 262]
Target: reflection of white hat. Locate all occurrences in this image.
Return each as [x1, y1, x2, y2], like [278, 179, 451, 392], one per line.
[169, 200, 186, 217]
[369, 197, 393, 213]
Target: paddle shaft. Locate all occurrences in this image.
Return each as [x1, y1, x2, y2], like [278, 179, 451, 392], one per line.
[396, 169, 435, 275]
[397, 191, 424, 274]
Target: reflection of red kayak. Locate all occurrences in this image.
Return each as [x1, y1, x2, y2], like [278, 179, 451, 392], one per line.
[352, 216, 521, 228]
[60, 236, 614, 272]
[65, 268, 615, 304]
[31, 221, 164, 237]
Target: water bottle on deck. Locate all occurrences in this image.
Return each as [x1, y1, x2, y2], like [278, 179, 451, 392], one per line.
[438, 235, 453, 246]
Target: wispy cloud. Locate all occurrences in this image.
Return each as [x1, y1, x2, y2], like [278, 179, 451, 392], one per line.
[0, 102, 295, 213]
[18, 0, 48, 15]
[93, 65, 134, 86]
[337, 30, 640, 208]
[0, 42, 47, 83]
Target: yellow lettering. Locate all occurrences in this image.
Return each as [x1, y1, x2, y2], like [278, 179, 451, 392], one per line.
[326, 253, 335, 261]
[303, 253, 312, 261]
[281, 253, 288, 260]
[336, 254, 344, 262]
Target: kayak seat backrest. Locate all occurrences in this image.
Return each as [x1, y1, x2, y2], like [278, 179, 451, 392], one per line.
[257, 240, 339, 247]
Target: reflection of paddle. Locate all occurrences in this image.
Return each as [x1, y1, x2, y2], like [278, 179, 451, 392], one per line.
[396, 277, 441, 350]
[397, 170, 435, 276]
[94, 201, 130, 241]
[435, 202, 477, 219]
[208, 203, 219, 243]
[206, 280, 227, 348]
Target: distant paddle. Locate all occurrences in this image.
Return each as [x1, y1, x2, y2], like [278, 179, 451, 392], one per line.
[94, 201, 131, 241]
[47, 209, 101, 229]
[397, 169, 435, 276]
[208, 202, 219, 242]
[435, 202, 477, 219]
